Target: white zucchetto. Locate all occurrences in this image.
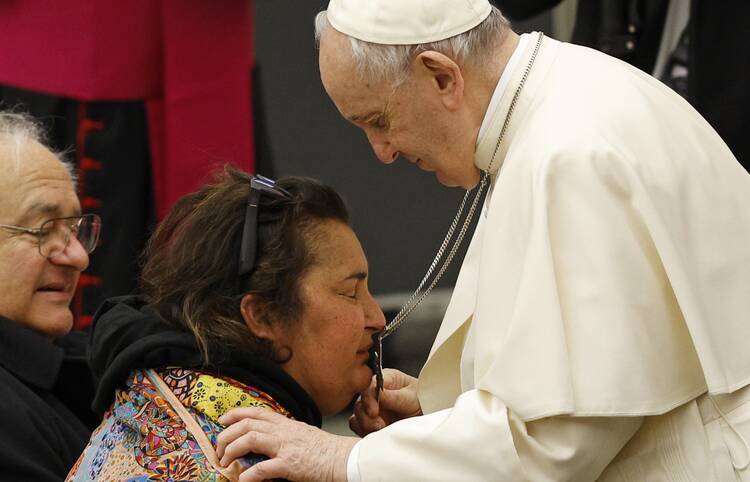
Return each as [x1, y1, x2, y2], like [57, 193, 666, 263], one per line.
[326, 0, 493, 45]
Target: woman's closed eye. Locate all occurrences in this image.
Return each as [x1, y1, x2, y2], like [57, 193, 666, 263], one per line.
[339, 271, 367, 300]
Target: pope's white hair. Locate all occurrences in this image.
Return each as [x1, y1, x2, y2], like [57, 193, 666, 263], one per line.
[0, 111, 77, 183]
[315, 6, 510, 87]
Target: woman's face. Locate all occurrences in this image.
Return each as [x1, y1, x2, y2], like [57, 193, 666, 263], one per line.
[277, 219, 386, 416]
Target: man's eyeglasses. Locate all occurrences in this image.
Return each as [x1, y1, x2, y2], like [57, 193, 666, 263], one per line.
[0, 214, 102, 259]
[238, 175, 291, 277]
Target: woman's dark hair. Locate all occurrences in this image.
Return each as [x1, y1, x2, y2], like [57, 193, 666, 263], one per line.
[139, 166, 350, 364]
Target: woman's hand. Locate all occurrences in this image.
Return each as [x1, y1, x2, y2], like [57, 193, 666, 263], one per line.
[217, 408, 358, 482]
[349, 368, 423, 437]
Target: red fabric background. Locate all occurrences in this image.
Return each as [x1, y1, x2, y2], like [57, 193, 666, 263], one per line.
[0, 0, 255, 217]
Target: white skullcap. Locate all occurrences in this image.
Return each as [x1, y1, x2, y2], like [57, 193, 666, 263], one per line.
[326, 0, 493, 45]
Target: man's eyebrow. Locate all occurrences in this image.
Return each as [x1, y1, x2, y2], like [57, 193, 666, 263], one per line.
[345, 271, 368, 281]
[18, 202, 79, 225]
[348, 111, 380, 122]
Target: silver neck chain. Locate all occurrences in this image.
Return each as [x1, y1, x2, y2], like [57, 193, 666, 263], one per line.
[383, 32, 544, 339]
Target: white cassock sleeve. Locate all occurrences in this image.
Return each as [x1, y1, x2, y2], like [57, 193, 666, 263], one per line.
[349, 389, 642, 481]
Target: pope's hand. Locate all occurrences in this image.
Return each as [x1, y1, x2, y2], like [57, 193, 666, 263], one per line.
[349, 368, 422, 437]
[217, 408, 358, 482]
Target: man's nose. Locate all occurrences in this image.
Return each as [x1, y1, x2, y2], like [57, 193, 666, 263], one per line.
[367, 134, 399, 164]
[49, 236, 90, 271]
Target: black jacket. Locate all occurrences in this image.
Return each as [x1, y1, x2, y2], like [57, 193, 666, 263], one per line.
[492, 0, 750, 169]
[88, 296, 322, 427]
[0, 316, 91, 481]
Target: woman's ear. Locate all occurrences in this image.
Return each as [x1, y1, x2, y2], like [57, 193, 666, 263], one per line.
[240, 294, 277, 342]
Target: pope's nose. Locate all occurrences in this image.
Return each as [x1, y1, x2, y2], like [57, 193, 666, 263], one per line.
[372, 141, 399, 164]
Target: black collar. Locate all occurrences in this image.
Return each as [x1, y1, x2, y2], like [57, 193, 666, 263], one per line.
[89, 296, 323, 427]
[0, 315, 63, 390]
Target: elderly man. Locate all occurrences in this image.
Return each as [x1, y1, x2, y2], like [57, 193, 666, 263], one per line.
[217, 1, 750, 480]
[0, 112, 101, 480]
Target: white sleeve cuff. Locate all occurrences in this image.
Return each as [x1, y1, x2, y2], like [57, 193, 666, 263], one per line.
[346, 440, 362, 482]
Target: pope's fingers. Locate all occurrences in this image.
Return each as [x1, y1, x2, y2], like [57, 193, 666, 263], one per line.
[238, 458, 287, 482]
[219, 406, 280, 426]
[360, 383, 380, 418]
[348, 413, 361, 436]
[216, 417, 272, 459]
[350, 398, 365, 427]
[349, 410, 385, 437]
[381, 368, 416, 390]
[219, 430, 277, 468]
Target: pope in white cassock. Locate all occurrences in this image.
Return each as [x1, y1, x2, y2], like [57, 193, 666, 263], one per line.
[216, 1, 750, 480]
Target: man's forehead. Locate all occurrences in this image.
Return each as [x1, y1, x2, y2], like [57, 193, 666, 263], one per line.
[9, 181, 80, 224]
[319, 35, 358, 88]
[320, 62, 388, 121]
[0, 144, 79, 222]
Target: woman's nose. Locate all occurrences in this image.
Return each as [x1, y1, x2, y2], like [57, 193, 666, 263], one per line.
[364, 292, 386, 331]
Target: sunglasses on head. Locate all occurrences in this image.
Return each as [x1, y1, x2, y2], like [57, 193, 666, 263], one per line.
[238, 175, 291, 277]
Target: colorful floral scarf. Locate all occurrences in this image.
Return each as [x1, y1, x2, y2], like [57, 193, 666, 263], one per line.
[66, 368, 291, 481]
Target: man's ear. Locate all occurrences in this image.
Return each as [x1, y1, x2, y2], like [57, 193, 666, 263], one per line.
[240, 294, 277, 342]
[415, 51, 465, 110]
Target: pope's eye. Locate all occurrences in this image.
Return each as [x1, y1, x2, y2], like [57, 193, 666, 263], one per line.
[370, 116, 387, 129]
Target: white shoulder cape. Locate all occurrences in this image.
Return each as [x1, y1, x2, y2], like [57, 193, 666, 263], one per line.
[419, 33, 750, 421]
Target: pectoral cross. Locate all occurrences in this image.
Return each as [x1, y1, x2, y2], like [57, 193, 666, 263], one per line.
[367, 331, 384, 400]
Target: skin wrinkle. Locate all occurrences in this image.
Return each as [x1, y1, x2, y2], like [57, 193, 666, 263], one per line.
[0, 139, 88, 338]
[319, 26, 518, 188]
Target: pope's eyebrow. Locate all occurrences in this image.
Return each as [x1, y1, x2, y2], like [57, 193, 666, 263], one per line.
[348, 111, 380, 123]
[345, 271, 368, 281]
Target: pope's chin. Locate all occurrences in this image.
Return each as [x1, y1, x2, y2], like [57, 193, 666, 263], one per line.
[435, 170, 477, 189]
[434, 171, 461, 187]
[439, 168, 481, 190]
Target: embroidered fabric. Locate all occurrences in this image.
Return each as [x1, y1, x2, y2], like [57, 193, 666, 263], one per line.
[66, 368, 293, 481]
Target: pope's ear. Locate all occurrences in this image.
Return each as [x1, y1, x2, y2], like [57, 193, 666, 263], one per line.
[240, 294, 276, 341]
[415, 51, 464, 109]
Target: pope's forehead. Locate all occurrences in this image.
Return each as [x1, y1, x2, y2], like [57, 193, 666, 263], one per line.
[319, 28, 356, 80]
[319, 31, 392, 116]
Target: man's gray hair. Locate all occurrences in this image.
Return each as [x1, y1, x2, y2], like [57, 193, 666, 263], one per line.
[0, 111, 76, 182]
[315, 6, 510, 86]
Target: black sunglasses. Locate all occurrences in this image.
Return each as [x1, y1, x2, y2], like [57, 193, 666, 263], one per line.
[238, 175, 291, 277]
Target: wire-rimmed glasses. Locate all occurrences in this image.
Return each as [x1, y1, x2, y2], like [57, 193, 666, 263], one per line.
[238, 175, 291, 277]
[0, 214, 102, 259]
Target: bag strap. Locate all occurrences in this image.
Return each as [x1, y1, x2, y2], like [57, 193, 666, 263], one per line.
[145, 368, 244, 481]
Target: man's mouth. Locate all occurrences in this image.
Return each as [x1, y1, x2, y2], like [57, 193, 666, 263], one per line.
[36, 282, 72, 298]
